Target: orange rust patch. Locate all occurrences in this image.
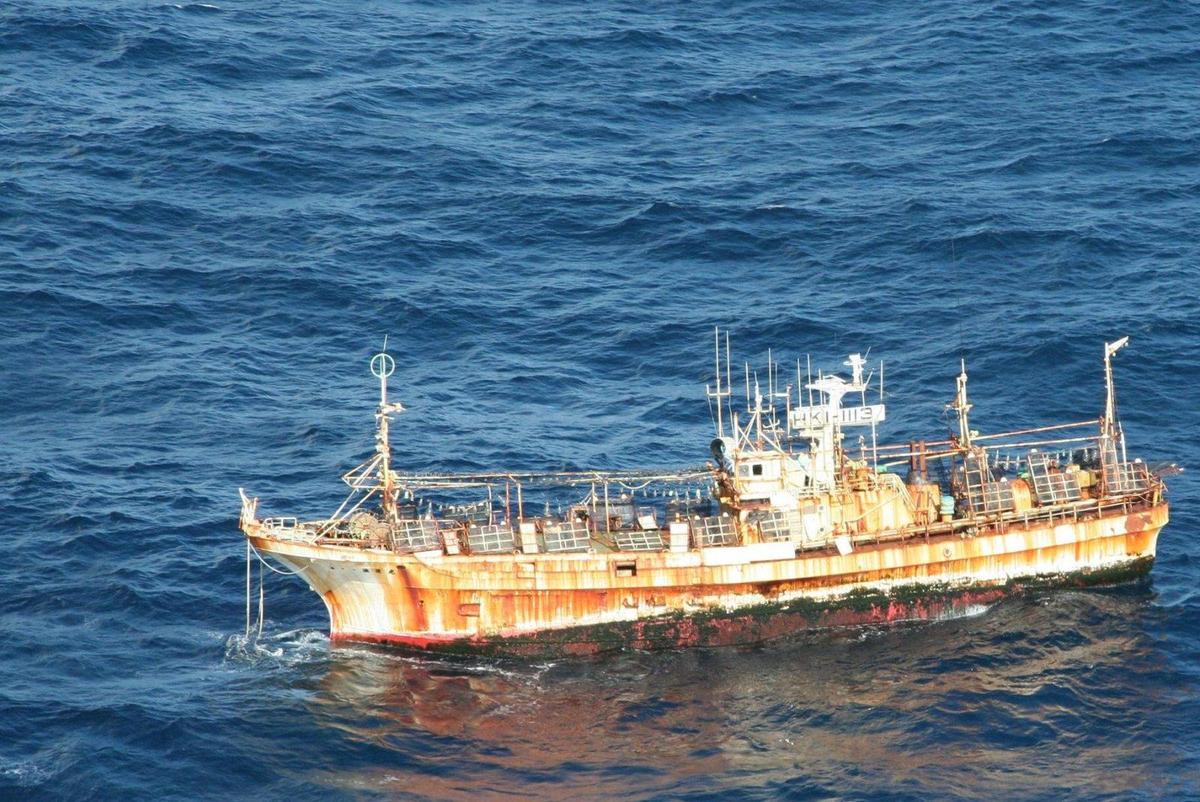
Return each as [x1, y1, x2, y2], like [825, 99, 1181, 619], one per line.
[275, 503, 1166, 652]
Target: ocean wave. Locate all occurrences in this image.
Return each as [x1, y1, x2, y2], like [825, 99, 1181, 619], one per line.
[3, 0, 1199, 798]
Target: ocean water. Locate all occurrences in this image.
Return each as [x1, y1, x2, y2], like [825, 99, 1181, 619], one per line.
[2, 0, 1199, 799]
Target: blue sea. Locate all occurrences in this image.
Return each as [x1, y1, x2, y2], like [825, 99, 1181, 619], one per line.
[2, 1, 1199, 799]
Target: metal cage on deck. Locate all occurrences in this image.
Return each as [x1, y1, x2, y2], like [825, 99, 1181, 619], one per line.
[543, 521, 591, 553]
[467, 523, 516, 554]
[751, 509, 794, 543]
[393, 519, 441, 552]
[1027, 452, 1082, 505]
[613, 529, 666, 552]
[693, 514, 738, 547]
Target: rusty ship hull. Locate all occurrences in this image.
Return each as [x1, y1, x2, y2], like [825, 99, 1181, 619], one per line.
[247, 500, 1166, 657]
[240, 335, 1173, 658]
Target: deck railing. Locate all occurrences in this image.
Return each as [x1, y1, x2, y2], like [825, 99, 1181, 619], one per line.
[252, 475, 1161, 557]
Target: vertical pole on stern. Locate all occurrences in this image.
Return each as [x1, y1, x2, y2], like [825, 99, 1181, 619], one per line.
[1100, 336, 1130, 491]
[1103, 337, 1128, 428]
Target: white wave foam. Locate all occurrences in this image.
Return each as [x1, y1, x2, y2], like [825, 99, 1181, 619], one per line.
[222, 627, 330, 667]
[1, 760, 52, 787]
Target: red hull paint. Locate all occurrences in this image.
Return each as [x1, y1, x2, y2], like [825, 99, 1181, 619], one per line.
[325, 565, 1145, 658]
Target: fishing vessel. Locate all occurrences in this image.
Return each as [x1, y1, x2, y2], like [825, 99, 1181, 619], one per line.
[238, 332, 1171, 657]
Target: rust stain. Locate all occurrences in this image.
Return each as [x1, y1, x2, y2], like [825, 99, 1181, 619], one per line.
[322, 589, 342, 631]
[252, 501, 1167, 654]
[397, 566, 428, 632]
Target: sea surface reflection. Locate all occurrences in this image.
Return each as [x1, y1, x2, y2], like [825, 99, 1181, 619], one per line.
[288, 588, 1194, 800]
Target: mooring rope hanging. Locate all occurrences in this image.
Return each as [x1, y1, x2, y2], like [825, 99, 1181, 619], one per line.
[243, 540, 303, 642]
[247, 541, 306, 576]
[257, 558, 265, 638]
[244, 540, 252, 639]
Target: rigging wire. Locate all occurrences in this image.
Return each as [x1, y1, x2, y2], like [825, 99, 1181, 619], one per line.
[248, 540, 307, 576]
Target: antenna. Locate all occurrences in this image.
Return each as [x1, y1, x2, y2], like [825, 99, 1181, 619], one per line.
[806, 354, 814, 408]
[725, 330, 732, 433]
[707, 327, 732, 438]
[371, 347, 395, 409]
[767, 348, 781, 430]
[785, 381, 793, 438]
[714, 327, 723, 437]
[767, 348, 774, 415]
[844, 353, 866, 394]
[795, 358, 803, 417]
[750, 370, 763, 444]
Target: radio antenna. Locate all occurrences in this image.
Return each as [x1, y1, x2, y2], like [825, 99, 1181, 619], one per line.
[725, 330, 731, 432]
[707, 327, 730, 437]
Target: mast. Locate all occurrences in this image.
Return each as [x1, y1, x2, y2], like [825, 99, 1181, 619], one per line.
[950, 359, 973, 449]
[370, 344, 403, 518]
[1103, 336, 1129, 435]
[1101, 336, 1130, 479]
